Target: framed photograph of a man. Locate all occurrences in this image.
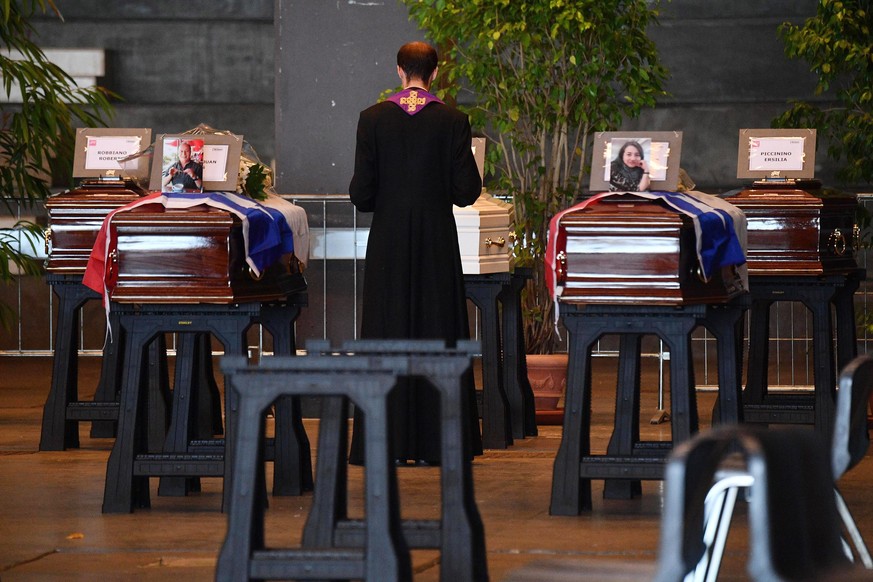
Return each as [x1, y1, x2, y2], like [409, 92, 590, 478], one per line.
[73, 127, 152, 179]
[589, 131, 683, 193]
[149, 133, 243, 193]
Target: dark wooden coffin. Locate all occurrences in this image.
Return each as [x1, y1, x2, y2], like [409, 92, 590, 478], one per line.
[109, 206, 304, 304]
[45, 179, 147, 273]
[727, 183, 858, 275]
[554, 195, 745, 305]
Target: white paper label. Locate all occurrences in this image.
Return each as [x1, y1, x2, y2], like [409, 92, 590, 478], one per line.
[84, 136, 142, 170]
[202, 144, 230, 182]
[748, 137, 805, 172]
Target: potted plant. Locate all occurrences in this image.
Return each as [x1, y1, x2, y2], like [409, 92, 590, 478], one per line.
[401, 0, 669, 355]
[773, 1, 873, 416]
[0, 0, 114, 327]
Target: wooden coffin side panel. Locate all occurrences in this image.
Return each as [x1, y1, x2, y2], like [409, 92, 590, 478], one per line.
[561, 215, 684, 303]
[557, 201, 742, 305]
[815, 196, 859, 273]
[454, 194, 514, 274]
[730, 188, 858, 275]
[458, 223, 513, 274]
[110, 209, 293, 304]
[45, 186, 146, 273]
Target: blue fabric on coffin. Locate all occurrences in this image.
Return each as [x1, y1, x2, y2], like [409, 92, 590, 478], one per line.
[155, 192, 295, 274]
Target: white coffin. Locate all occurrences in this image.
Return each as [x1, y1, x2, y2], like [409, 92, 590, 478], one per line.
[453, 191, 514, 274]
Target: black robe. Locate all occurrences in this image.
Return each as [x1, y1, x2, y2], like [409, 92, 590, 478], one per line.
[348, 94, 483, 464]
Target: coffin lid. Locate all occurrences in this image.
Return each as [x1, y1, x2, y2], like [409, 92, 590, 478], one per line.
[559, 194, 687, 226]
[46, 180, 148, 210]
[728, 185, 857, 209]
[453, 191, 513, 227]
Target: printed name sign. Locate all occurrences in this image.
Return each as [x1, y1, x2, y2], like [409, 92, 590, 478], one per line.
[748, 137, 805, 172]
[736, 128, 816, 180]
[73, 128, 152, 179]
[84, 136, 144, 171]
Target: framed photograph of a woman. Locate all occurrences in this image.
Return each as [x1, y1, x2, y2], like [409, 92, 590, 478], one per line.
[149, 133, 243, 193]
[589, 131, 683, 193]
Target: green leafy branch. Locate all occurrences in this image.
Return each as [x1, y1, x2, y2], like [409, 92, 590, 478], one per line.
[241, 162, 269, 201]
[774, 0, 873, 186]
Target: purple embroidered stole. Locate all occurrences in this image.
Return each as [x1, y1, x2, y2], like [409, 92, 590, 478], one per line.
[386, 87, 443, 115]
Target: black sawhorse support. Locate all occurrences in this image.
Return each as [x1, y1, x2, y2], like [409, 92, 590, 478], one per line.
[258, 297, 313, 496]
[303, 340, 487, 581]
[498, 267, 538, 438]
[464, 271, 513, 449]
[217, 340, 488, 581]
[157, 294, 313, 499]
[102, 302, 258, 514]
[743, 270, 863, 441]
[39, 273, 169, 451]
[549, 298, 747, 515]
[156, 333, 221, 497]
[463, 270, 539, 446]
[604, 297, 749, 501]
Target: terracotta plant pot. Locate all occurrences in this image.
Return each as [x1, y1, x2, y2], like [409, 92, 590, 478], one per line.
[527, 353, 568, 410]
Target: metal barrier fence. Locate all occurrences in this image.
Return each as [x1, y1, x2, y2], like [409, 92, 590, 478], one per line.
[2, 193, 872, 390]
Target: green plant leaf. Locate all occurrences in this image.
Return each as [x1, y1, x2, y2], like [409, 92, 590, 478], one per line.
[1, 1, 115, 318]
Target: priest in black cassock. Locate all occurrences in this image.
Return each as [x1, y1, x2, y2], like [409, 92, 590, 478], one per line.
[348, 41, 483, 466]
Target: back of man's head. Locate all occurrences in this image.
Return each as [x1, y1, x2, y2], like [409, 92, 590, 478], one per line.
[397, 41, 438, 84]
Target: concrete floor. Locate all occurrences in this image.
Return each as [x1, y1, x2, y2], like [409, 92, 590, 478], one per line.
[2, 355, 873, 581]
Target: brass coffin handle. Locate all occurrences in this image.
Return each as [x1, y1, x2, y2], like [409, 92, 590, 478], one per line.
[44, 228, 51, 254]
[107, 249, 117, 279]
[829, 229, 847, 256]
[484, 236, 506, 247]
[248, 266, 264, 281]
[556, 250, 567, 283]
[852, 224, 862, 252]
